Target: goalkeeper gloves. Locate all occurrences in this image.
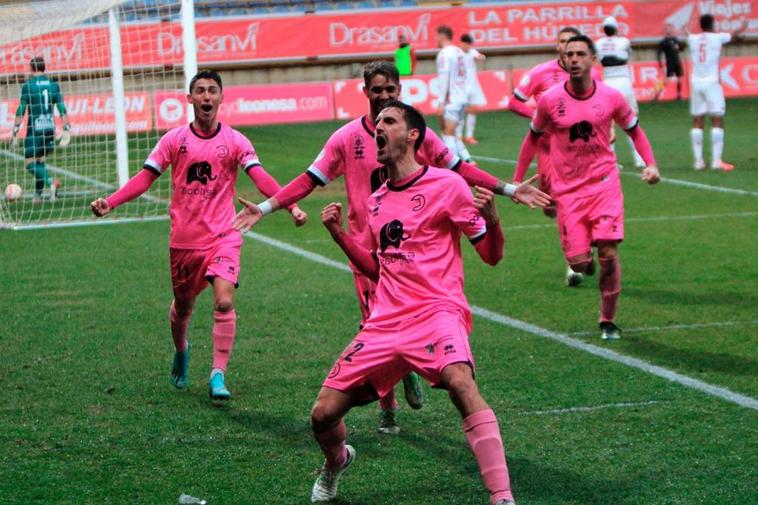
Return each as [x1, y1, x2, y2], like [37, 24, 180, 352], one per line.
[10, 125, 19, 148]
[59, 123, 71, 147]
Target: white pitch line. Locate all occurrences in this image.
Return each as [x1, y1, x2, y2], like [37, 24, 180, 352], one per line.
[506, 211, 758, 231]
[243, 230, 758, 411]
[471, 154, 758, 197]
[515, 400, 664, 416]
[569, 320, 758, 337]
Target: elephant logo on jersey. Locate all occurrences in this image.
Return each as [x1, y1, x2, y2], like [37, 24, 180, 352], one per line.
[186, 161, 217, 185]
[379, 219, 410, 252]
[569, 121, 597, 142]
[370, 166, 389, 192]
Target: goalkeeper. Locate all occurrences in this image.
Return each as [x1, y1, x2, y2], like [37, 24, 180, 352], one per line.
[11, 56, 70, 203]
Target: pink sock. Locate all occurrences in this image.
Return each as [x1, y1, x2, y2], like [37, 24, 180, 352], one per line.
[212, 310, 236, 371]
[169, 301, 190, 352]
[314, 419, 348, 469]
[463, 409, 514, 504]
[379, 389, 399, 411]
[599, 256, 621, 322]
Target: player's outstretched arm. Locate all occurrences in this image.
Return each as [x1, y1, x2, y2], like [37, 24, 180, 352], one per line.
[507, 96, 535, 119]
[235, 172, 319, 230]
[246, 165, 308, 227]
[513, 129, 539, 183]
[321, 202, 380, 282]
[472, 187, 504, 266]
[625, 125, 660, 184]
[90, 168, 159, 217]
[455, 161, 549, 209]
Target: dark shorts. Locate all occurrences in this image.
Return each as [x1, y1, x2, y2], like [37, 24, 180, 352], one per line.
[24, 131, 56, 159]
[666, 62, 683, 78]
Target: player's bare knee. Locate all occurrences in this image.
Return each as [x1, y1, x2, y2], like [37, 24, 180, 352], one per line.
[214, 299, 234, 313]
[596, 241, 618, 260]
[173, 299, 194, 317]
[310, 402, 340, 431]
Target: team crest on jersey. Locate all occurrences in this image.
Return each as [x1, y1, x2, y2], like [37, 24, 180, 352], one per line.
[186, 161, 217, 185]
[178, 135, 188, 154]
[592, 104, 605, 117]
[216, 145, 230, 159]
[353, 135, 365, 160]
[569, 121, 597, 143]
[370, 166, 389, 192]
[411, 194, 425, 212]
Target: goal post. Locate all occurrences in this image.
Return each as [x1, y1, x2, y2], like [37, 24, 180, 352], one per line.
[0, 0, 197, 230]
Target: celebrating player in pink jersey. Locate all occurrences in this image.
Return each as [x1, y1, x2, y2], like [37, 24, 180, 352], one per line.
[515, 35, 660, 340]
[90, 70, 307, 399]
[509, 26, 602, 288]
[232, 61, 548, 434]
[309, 100, 515, 505]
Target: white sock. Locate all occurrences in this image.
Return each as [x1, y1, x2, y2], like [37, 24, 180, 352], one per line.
[442, 134, 457, 154]
[691, 128, 704, 165]
[465, 114, 477, 138]
[455, 120, 464, 139]
[711, 127, 724, 167]
[456, 137, 472, 161]
[626, 135, 645, 166]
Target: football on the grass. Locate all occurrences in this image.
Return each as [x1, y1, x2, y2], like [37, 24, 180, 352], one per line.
[4, 183, 22, 202]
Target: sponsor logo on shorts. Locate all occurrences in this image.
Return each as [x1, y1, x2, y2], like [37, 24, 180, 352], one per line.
[327, 362, 341, 378]
[426, 344, 435, 354]
[444, 344, 456, 356]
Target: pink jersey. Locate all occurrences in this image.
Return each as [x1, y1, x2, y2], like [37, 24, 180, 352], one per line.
[514, 59, 602, 103]
[530, 80, 637, 199]
[145, 123, 260, 249]
[307, 115, 460, 251]
[365, 166, 487, 330]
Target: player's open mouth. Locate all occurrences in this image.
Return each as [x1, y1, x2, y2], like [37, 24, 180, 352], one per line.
[201, 104, 213, 112]
[376, 135, 387, 150]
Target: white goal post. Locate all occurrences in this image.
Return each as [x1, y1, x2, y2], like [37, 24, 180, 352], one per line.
[0, 0, 198, 230]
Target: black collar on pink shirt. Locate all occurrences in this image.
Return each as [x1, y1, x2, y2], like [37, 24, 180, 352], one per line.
[387, 166, 428, 192]
[564, 80, 597, 101]
[190, 122, 222, 139]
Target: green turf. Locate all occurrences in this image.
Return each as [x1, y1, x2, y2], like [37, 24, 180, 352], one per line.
[1, 98, 756, 505]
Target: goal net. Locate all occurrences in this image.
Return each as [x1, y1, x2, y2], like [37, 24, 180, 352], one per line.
[0, 0, 197, 229]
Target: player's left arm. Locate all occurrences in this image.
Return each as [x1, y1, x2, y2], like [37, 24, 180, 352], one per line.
[244, 163, 307, 227]
[616, 96, 660, 184]
[729, 18, 748, 41]
[321, 202, 380, 282]
[448, 182, 503, 266]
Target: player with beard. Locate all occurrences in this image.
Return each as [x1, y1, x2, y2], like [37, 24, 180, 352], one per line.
[232, 61, 548, 435]
[90, 70, 307, 399]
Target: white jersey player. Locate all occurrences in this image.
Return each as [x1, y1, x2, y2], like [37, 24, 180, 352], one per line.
[435, 25, 473, 162]
[687, 14, 747, 171]
[596, 16, 645, 168]
[459, 33, 486, 145]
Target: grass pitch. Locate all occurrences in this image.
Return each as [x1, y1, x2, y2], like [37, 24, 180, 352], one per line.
[1, 98, 756, 505]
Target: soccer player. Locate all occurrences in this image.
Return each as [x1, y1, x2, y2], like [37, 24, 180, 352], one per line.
[509, 26, 598, 287]
[460, 33, 486, 145]
[657, 23, 684, 101]
[309, 100, 515, 505]
[11, 56, 70, 204]
[90, 70, 307, 399]
[515, 35, 660, 340]
[231, 61, 548, 434]
[687, 14, 747, 171]
[435, 25, 473, 162]
[596, 16, 646, 169]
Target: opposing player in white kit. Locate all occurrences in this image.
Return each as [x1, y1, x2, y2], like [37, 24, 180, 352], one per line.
[596, 16, 645, 168]
[435, 25, 474, 163]
[687, 14, 747, 171]
[459, 33, 487, 145]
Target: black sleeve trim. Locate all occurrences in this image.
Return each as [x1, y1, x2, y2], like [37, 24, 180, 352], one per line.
[529, 127, 545, 137]
[623, 119, 640, 132]
[143, 164, 161, 176]
[243, 162, 262, 174]
[306, 170, 326, 187]
[451, 158, 463, 172]
[469, 229, 488, 245]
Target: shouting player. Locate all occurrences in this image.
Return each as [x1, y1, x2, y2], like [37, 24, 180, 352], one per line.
[688, 14, 747, 171]
[90, 70, 307, 399]
[515, 35, 660, 340]
[232, 61, 548, 434]
[310, 100, 515, 505]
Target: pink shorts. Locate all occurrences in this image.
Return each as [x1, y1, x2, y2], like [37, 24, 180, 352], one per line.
[352, 271, 377, 326]
[556, 183, 624, 258]
[322, 309, 474, 405]
[170, 232, 243, 299]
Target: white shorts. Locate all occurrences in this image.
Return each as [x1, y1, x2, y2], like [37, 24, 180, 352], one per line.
[443, 101, 466, 124]
[690, 81, 725, 117]
[466, 82, 487, 107]
[604, 76, 638, 114]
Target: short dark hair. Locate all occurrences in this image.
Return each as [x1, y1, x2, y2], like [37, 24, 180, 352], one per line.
[379, 99, 426, 152]
[700, 14, 715, 31]
[437, 25, 453, 40]
[566, 34, 596, 55]
[189, 69, 222, 93]
[363, 61, 400, 88]
[460, 33, 473, 44]
[30, 57, 45, 72]
[603, 25, 617, 36]
[559, 26, 581, 37]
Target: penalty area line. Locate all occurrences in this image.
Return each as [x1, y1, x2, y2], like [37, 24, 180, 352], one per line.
[243, 230, 758, 411]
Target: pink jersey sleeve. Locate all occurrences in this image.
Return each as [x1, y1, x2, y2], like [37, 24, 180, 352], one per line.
[447, 178, 487, 243]
[612, 90, 638, 130]
[234, 131, 261, 170]
[418, 127, 460, 169]
[144, 130, 175, 174]
[307, 130, 345, 186]
[513, 67, 538, 101]
[530, 95, 551, 134]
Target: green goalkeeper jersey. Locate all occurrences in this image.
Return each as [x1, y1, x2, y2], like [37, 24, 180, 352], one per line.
[15, 75, 67, 134]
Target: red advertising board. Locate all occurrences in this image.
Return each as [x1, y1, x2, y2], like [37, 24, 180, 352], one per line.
[0, 1, 754, 72]
[153, 82, 334, 130]
[0, 91, 151, 140]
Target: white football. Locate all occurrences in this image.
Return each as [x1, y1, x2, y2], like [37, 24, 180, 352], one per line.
[4, 183, 23, 201]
